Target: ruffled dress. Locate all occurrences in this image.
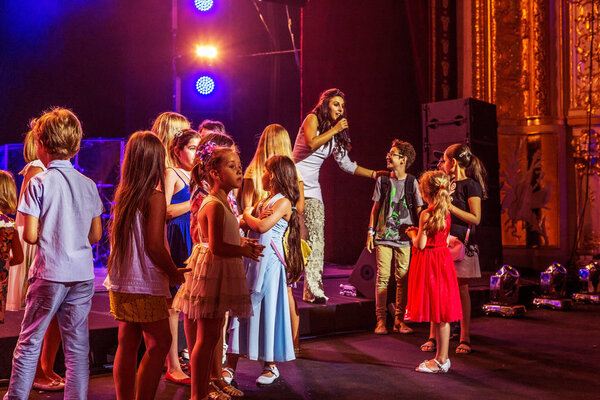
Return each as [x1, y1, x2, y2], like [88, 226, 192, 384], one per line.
[405, 213, 462, 323]
[228, 193, 295, 362]
[6, 160, 46, 311]
[1, 214, 16, 323]
[173, 195, 252, 320]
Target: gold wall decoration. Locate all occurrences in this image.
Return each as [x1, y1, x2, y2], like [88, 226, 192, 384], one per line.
[499, 132, 559, 247]
[569, 0, 600, 114]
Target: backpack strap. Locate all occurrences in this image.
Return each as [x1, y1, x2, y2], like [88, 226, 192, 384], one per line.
[405, 174, 418, 225]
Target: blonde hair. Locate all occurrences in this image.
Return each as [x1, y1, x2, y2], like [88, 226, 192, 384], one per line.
[31, 107, 82, 159]
[0, 170, 17, 214]
[23, 130, 38, 163]
[419, 170, 452, 235]
[246, 124, 293, 205]
[151, 112, 190, 168]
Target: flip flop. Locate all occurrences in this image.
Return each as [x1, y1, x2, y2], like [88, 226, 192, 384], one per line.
[456, 341, 472, 354]
[420, 338, 437, 352]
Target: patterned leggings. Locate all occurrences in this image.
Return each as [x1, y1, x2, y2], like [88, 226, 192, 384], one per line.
[302, 198, 327, 301]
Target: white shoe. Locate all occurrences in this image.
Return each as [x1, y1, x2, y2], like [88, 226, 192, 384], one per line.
[222, 343, 228, 365]
[222, 367, 235, 384]
[415, 358, 450, 373]
[256, 365, 279, 385]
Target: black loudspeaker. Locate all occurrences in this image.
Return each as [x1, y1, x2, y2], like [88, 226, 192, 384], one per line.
[421, 98, 502, 271]
[349, 247, 377, 299]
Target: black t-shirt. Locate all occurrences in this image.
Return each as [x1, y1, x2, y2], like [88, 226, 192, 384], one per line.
[450, 178, 483, 243]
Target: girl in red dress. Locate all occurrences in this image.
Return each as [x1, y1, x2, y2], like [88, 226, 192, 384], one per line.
[406, 170, 462, 373]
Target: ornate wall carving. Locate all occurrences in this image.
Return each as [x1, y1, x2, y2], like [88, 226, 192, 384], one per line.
[569, 0, 600, 114]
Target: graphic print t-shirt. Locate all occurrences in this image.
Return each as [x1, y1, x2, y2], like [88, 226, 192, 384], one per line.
[372, 175, 424, 247]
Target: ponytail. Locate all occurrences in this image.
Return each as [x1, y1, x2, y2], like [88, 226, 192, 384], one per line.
[265, 155, 303, 284]
[419, 170, 453, 235]
[445, 143, 488, 199]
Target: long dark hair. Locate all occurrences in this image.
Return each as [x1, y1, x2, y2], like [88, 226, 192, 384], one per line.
[310, 88, 350, 154]
[445, 143, 488, 199]
[108, 131, 165, 271]
[265, 155, 303, 284]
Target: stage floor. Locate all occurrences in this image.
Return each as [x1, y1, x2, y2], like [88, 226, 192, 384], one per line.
[1, 304, 598, 399]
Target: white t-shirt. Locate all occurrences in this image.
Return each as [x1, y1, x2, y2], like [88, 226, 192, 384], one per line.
[292, 127, 357, 201]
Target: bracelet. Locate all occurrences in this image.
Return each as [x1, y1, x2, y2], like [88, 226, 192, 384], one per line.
[368, 227, 375, 237]
[371, 170, 376, 179]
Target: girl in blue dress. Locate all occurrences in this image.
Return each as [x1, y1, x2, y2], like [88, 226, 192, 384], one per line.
[226, 155, 304, 385]
[164, 128, 200, 385]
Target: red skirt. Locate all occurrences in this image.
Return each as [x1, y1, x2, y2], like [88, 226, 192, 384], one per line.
[405, 246, 462, 323]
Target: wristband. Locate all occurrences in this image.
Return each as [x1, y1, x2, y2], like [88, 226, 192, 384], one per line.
[368, 227, 375, 237]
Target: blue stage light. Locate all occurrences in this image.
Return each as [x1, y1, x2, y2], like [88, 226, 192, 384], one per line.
[195, 76, 215, 95]
[194, 0, 214, 11]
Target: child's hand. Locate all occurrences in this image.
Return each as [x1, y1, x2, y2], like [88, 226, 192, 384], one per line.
[241, 237, 259, 246]
[405, 226, 418, 240]
[258, 208, 274, 219]
[243, 242, 265, 261]
[169, 268, 191, 287]
[366, 235, 374, 253]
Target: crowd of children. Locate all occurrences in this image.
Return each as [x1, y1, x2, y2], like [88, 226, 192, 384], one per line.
[0, 88, 488, 398]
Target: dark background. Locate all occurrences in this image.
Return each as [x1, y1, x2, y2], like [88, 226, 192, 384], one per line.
[301, 0, 429, 264]
[0, 0, 429, 265]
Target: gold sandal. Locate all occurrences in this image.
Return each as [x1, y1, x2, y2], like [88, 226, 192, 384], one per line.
[211, 379, 244, 398]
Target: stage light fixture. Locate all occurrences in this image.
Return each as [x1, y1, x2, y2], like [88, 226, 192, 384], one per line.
[533, 262, 572, 310]
[195, 76, 215, 95]
[572, 261, 600, 304]
[196, 45, 217, 59]
[483, 265, 526, 317]
[194, 0, 214, 11]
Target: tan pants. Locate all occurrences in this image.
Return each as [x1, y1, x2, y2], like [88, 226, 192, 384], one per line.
[375, 245, 411, 321]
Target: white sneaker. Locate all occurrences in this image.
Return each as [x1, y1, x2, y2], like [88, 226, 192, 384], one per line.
[256, 365, 279, 385]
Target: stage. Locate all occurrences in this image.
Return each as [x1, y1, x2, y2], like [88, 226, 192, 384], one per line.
[1, 294, 599, 399]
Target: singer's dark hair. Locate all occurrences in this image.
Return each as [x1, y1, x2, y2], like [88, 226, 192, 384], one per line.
[311, 88, 351, 153]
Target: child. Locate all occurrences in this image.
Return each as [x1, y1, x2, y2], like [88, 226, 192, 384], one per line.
[6, 107, 104, 399]
[198, 119, 226, 136]
[177, 132, 245, 399]
[152, 111, 191, 168]
[240, 123, 304, 355]
[173, 143, 263, 400]
[366, 139, 423, 335]
[429, 143, 487, 355]
[163, 128, 201, 385]
[7, 130, 64, 391]
[1, 170, 24, 324]
[226, 155, 302, 386]
[104, 131, 188, 400]
[405, 170, 462, 373]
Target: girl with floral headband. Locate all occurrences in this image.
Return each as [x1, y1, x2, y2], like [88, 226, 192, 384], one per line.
[173, 140, 264, 400]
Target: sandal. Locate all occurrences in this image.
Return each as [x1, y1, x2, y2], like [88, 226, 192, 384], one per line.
[415, 358, 451, 373]
[456, 341, 472, 354]
[206, 390, 231, 400]
[420, 338, 437, 352]
[221, 367, 235, 384]
[211, 379, 244, 398]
